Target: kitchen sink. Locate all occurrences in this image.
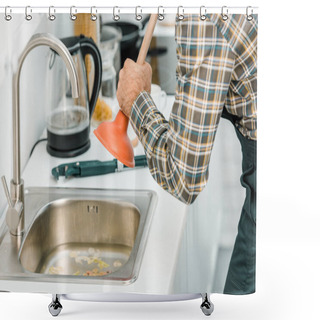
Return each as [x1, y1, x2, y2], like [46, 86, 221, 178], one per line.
[0, 187, 157, 286]
[20, 198, 140, 280]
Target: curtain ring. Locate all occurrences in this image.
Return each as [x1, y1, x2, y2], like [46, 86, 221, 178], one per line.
[135, 6, 142, 21]
[70, 6, 77, 21]
[246, 6, 253, 21]
[48, 6, 56, 21]
[200, 6, 207, 21]
[91, 6, 97, 21]
[158, 6, 164, 21]
[25, 6, 32, 21]
[4, 6, 12, 21]
[113, 6, 120, 21]
[177, 6, 184, 21]
[221, 6, 228, 21]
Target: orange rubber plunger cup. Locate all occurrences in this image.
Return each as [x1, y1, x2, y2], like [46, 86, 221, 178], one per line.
[94, 14, 158, 168]
[94, 110, 134, 167]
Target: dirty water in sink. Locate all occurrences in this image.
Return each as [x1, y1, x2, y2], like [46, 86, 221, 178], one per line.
[38, 243, 131, 277]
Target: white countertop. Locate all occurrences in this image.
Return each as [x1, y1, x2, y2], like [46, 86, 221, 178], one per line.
[6, 95, 189, 295]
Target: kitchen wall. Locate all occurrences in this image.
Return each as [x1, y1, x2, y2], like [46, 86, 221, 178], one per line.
[0, 15, 72, 216]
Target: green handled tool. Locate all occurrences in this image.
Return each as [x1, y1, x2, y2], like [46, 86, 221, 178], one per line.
[52, 155, 148, 180]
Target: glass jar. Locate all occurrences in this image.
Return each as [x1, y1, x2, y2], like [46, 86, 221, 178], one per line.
[101, 60, 116, 99]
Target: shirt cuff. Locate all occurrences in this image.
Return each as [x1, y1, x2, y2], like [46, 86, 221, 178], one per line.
[130, 90, 169, 155]
[130, 91, 157, 137]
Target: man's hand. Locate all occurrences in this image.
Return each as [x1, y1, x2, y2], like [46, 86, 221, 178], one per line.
[116, 59, 152, 118]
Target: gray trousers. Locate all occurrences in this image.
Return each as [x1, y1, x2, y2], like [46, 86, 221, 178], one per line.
[222, 110, 257, 294]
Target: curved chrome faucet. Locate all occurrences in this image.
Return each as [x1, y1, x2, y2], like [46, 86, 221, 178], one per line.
[1, 33, 79, 240]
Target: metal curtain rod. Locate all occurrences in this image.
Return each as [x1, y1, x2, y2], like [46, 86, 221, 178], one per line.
[0, 6, 259, 16]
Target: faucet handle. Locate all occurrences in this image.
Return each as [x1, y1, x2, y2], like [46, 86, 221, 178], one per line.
[1, 176, 13, 208]
[1, 176, 23, 234]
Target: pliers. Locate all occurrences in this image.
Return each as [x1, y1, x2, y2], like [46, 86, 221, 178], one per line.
[51, 155, 148, 180]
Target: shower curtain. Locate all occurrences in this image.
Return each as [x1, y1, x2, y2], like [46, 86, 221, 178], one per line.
[0, 6, 257, 316]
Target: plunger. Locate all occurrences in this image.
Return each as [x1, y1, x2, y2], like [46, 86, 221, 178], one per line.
[94, 14, 158, 168]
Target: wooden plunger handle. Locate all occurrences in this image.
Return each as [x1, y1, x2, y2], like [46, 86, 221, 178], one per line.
[129, 14, 158, 148]
[136, 14, 158, 65]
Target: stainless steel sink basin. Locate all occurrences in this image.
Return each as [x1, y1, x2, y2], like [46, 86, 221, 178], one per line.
[20, 199, 140, 279]
[0, 187, 157, 286]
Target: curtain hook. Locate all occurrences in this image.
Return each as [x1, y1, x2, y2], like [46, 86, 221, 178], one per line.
[70, 6, 77, 21]
[113, 6, 120, 21]
[135, 6, 142, 21]
[158, 6, 164, 21]
[246, 6, 253, 21]
[25, 6, 32, 21]
[177, 6, 184, 21]
[48, 6, 56, 21]
[221, 6, 228, 21]
[4, 6, 12, 21]
[91, 6, 97, 21]
[200, 6, 207, 21]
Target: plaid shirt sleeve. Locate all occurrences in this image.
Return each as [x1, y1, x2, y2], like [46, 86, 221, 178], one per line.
[130, 14, 257, 205]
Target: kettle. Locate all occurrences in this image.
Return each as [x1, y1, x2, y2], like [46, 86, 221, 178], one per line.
[46, 35, 102, 158]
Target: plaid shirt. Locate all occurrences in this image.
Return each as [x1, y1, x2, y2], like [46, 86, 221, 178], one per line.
[130, 14, 257, 205]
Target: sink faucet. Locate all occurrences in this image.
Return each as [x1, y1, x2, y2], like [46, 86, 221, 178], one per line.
[1, 33, 79, 239]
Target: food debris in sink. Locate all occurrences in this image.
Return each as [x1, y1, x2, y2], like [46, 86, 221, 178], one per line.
[40, 244, 128, 277]
[48, 266, 63, 275]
